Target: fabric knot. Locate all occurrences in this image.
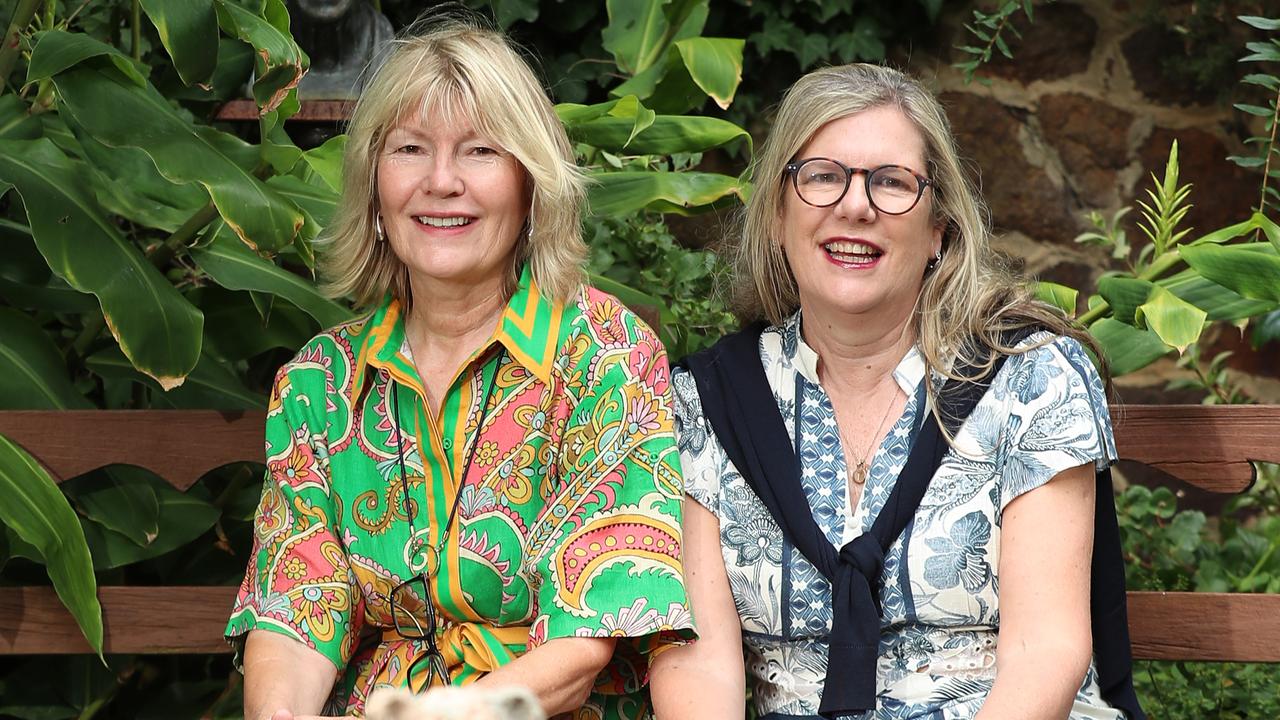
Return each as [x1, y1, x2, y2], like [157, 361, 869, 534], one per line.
[838, 534, 885, 582]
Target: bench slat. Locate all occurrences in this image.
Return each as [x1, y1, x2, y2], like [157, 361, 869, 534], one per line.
[0, 586, 238, 654]
[1128, 591, 1280, 662]
[0, 411, 263, 491]
[4, 586, 1279, 662]
[1113, 405, 1280, 493]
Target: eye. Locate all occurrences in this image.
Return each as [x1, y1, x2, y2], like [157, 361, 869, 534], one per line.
[393, 144, 421, 155]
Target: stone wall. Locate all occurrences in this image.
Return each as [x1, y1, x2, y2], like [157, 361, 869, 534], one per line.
[905, 0, 1279, 403]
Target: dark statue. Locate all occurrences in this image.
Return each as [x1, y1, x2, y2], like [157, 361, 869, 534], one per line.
[288, 0, 394, 99]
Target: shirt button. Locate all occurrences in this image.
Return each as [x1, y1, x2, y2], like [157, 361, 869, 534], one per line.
[443, 438, 453, 450]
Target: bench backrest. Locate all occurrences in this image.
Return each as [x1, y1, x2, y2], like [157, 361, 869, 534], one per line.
[1, 405, 1278, 659]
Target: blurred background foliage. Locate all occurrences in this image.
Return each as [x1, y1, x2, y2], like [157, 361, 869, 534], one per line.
[0, 0, 1278, 717]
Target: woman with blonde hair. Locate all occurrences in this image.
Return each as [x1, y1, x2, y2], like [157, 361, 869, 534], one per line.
[226, 18, 693, 720]
[651, 63, 1143, 719]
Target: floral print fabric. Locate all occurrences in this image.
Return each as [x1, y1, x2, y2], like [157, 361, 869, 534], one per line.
[673, 313, 1123, 720]
[227, 267, 694, 718]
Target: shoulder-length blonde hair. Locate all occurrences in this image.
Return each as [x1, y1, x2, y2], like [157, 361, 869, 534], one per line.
[734, 64, 1103, 404]
[318, 17, 587, 309]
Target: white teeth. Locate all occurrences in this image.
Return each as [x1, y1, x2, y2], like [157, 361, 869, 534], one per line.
[415, 216, 472, 228]
[825, 241, 880, 255]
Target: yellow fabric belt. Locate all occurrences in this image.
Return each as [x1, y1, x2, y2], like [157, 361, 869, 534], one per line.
[366, 622, 532, 695]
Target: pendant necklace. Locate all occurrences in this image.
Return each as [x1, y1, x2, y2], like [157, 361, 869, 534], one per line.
[849, 380, 898, 486]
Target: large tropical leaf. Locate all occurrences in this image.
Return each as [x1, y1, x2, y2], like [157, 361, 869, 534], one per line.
[587, 170, 745, 216]
[1035, 281, 1079, 317]
[213, 0, 307, 115]
[1159, 267, 1277, 322]
[1180, 243, 1280, 303]
[1095, 276, 1154, 325]
[0, 435, 102, 656]
[196, 286, 316, 361]
[139, 0, 219, 87]
[567, 113, 749, 155]
[673, 37, 744, 110]
[87, 346, 266, 410]
[190, 224, 350, 329]
[1088, 317, 1172, 376]
[62, 467, 220, 571]
[0, 94, 41, 140]
[45, 62, 304, 251]
[602, 0, 672, 75]
[0, 139, 203, 387]
[69, 466, 160, 548]
[25, 30, 148, 88]
[0, 309, 90, 410]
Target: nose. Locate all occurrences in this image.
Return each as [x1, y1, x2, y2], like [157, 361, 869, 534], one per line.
[835, 171, 876, 222]
[421, 154, 465, 197]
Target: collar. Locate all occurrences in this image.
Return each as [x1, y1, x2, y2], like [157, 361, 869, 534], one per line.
[785, 311, 926, 395]
[350, 264, 564, 398]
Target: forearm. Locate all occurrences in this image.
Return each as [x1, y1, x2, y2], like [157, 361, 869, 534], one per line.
[650, 644, 745, 719]
[475, 636, 616, 716]
[975, 641, 1090, 720]
[242, 630, 339, 720]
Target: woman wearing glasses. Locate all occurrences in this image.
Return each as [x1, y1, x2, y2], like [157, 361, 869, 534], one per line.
[227, 20, 693, 720]
[650, 65, 1141, 719]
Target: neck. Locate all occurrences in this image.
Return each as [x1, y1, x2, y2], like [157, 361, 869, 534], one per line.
[802, 300, 916, 396]
[404, 274, 507, 359]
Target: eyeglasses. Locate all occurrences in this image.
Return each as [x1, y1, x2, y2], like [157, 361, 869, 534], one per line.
[390, 573, 451, 688]
[784, 157, 933, 215]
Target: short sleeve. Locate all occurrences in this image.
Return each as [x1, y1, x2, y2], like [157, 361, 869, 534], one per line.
[994, 334, 1117, 512]
[225, 358, 364, 672]
[527, 317, 695, 687]
[671, 367, 722, 518]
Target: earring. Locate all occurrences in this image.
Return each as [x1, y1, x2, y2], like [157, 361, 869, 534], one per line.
[524, 218, 534, 241]
[927, 250, 942, 271]
[375, 214, 386, 242]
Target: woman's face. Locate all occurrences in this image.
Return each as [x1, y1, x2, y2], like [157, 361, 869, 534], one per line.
[780, 105, 943, 324]
[377, 109, 528, 297]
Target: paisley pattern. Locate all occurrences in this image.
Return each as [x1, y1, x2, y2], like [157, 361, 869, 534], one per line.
[227, 266, 693, 718]
[673, 313, 1123, 720]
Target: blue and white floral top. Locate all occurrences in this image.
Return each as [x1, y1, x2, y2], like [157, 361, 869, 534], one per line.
[672, 313, 1124, 720]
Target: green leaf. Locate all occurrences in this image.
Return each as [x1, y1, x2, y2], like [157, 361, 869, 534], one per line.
[0, 94, 41, 141]
[299, 134, 345, 193]
[0, 139, 204, 388]
[0, 435, 102, 656]
[797, 33, 829, 69]
[1181, 243, 1280, 303]
[1035, 281, 1078, 317]
[51, 64, 304, 252]
[190, 224, 351, 328]
[1160, 267, 1277, 322]
[1239, 15, 1280, 31]
[213, 0, 307, 114]
[673, 37, 744, 110]
[70, 466, 160, 548]
[603, 0, 671, 75]
[139, 0, 219, 87]
[195, 286, 316, 361]
[606, 95, 657, 149]
[87, 345, 266, 410]
[486, 0, 540, 28]
[1088, 317, 1172, 376]
[1135, 285, 1207, 353]
[919, 0, 944, 22]
[0, 309, 90, 410]
[1234, 103, 1274, 117]
[587, 170, 745, 216]
[62, 467, 220, 571]
[568, 113, 750, 155]
[1096, 276, 1155, 325]
[26, 30, 147, 88]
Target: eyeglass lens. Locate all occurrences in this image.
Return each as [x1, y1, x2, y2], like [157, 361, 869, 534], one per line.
[792, 159, 924, 214]
[391, 575, 451, 686]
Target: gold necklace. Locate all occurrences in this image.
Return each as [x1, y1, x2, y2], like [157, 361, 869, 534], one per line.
[848, 381, 899, 486]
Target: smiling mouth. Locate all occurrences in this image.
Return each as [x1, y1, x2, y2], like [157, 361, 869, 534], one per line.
[415, 216, 473, 228]
[823, 240, 883, 265]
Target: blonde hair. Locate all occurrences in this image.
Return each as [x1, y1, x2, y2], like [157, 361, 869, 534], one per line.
[734, 64, 1103, 412]
[318, 17, 587, 309]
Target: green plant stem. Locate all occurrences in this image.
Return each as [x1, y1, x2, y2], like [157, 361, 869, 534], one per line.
[0, 0, 44, 91]
[1255, 86, 1280, 242]
[130, 0, 141, 61]
[145, 201, 219, 269]
[1240, 536, 1280, 589]
[72, 314, 105, 356]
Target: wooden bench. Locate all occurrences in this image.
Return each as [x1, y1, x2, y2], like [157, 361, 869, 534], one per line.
[0, 405, 1278, 662]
